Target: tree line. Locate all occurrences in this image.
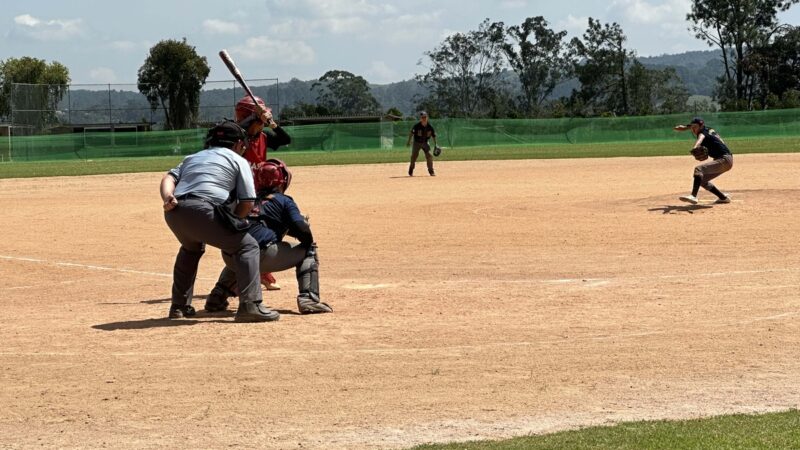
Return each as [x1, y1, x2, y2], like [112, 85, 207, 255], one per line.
[1, 0, 799, 130]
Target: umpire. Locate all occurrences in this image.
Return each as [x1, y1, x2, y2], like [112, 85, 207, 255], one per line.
[159, 120, 279, 322]
[406, 111, 437, 176]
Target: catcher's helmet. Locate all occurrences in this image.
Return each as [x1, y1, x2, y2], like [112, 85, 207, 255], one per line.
[235, 95, 270, 122]
[253, 158, 292, 193]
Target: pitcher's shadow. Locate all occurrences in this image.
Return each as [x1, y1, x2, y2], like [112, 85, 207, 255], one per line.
[648, 204, 713, 215]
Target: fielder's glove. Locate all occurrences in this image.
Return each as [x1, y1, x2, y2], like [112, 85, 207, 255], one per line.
[433, 146, 442, 157]
[691, 146, 709, 161]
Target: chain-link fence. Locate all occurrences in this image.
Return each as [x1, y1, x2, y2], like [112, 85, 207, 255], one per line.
[9, 79, 280, 132]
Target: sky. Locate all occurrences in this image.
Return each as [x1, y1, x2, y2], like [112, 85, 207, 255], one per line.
[2, 0, 799, 86]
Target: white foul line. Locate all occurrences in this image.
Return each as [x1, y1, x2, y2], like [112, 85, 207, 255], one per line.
[0, 254, 175, 279]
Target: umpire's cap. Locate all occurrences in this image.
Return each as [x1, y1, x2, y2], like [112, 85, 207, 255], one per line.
[205, 120, 248, 148]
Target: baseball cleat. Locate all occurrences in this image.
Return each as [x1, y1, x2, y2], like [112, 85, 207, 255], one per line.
[679, 194, 698, 205]
[168, 304, 196, 319]
[714, 195, 731, 204]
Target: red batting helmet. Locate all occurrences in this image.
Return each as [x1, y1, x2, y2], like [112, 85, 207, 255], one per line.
[235, 95, 270, 122]
[253, 158, 292, 193]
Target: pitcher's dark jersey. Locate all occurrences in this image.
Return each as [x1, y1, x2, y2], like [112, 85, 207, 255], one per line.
[698, 127, 731, 159]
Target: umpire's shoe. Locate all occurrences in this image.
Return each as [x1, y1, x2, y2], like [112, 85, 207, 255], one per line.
[234, 301, 280, 323]
[297, 297, 333, 314]
[168, 304, 197, 319]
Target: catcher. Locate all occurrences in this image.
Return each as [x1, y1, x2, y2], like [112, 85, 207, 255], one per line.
[673, 117, 733, 205]
[236, 95, 292, 291]
[204, 159, 333, 315]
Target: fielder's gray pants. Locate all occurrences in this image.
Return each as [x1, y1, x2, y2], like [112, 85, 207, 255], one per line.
[410, 141, 434, 174]
[695, 154, 733, 190]
[164, 198, 262, 308]
[218, 241, 320, 303]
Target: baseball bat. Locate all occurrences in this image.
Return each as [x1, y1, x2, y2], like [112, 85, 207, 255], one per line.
[218, 49, 267, 118]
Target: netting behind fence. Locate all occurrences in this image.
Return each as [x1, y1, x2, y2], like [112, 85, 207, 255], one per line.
[5, 109, 800, 161]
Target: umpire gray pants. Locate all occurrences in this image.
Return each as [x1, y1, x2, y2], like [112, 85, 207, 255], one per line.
[164, 198, 262, 308]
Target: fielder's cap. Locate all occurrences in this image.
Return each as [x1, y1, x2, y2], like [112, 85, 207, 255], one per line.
[687, 116, 704, 126]
[419, 111, 428, 117]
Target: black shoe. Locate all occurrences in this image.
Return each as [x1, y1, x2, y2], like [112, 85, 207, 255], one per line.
[168, 304, 196, 319]
[429, 171, 436, 176]
[204, 288, 230, 312]
[234, 301, 280, 323]
[408, 169, 413, 176]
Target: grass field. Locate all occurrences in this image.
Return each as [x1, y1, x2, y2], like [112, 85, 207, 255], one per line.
[1, 136, 799, 179]
[411, 410, 800, 449]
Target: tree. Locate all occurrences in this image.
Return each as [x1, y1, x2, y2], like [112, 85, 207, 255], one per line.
[570, 18, 635, 116]
[502, 16, 573, 117]
[627, 62, 689, 115]
[137, 38, 209, 130]
[687, 0, 799, 110]
[0, 57, 69, 127]
[279, 101, 333, 119]
[310, 70, 380, 116]
[417, 19, 507, 117]
[742, 25, 800, 108]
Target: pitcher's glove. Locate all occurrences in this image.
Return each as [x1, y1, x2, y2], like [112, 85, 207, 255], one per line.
[691, 146, 709, 161]
[433, 146, 442, 157]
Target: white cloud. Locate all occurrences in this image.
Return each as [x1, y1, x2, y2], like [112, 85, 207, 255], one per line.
[368, 61, 398, 83]
[89, 67, 118, 84]
[203, 19, 241, 35]
[557, 14, 589, 36]
[12, 13, 83, 41]
[232, 37, 316, 65]
[611, 0, 691, 25]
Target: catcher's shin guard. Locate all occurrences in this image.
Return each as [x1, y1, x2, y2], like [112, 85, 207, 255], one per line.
[295, 246, 332, 314]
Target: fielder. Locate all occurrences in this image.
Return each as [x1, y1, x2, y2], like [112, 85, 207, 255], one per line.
[205, 159, 333, 315]
[406, 111, 438, 176]
[674, 117, 733, 205]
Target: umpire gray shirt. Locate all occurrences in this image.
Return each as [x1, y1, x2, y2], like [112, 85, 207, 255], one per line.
[169, 147, 256, 204]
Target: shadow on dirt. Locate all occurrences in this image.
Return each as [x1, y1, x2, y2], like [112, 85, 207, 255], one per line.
[140, 295, 208, 305]
[648, 204, 714, 215]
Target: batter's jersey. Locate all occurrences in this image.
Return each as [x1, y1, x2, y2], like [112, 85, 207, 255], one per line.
[242, 128, 292, 169]
[411, 122, 436, 143]
[169, 147, 256, 204]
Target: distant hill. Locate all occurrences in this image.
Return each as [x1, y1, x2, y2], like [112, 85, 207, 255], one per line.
[55, 49, 725, 124]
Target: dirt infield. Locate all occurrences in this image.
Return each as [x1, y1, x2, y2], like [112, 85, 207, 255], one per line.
[1, 154, 799, 449]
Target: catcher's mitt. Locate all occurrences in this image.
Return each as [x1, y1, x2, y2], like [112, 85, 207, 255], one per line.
[691, 146, 709, 161]
[433, 146, 442, 157]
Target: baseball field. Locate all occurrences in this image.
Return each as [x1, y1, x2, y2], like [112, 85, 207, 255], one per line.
[1, 153, 799, 449]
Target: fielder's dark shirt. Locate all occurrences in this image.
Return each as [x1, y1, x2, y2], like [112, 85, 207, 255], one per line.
[697, 127, 731, 159]
[411, 122, 436, 143]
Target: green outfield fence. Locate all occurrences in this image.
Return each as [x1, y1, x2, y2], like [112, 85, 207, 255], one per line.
[2, 109, 800, 162]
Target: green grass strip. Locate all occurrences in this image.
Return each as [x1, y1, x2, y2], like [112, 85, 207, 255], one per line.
[410, 410, 800, 450]
[1, 136, 798, 179]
